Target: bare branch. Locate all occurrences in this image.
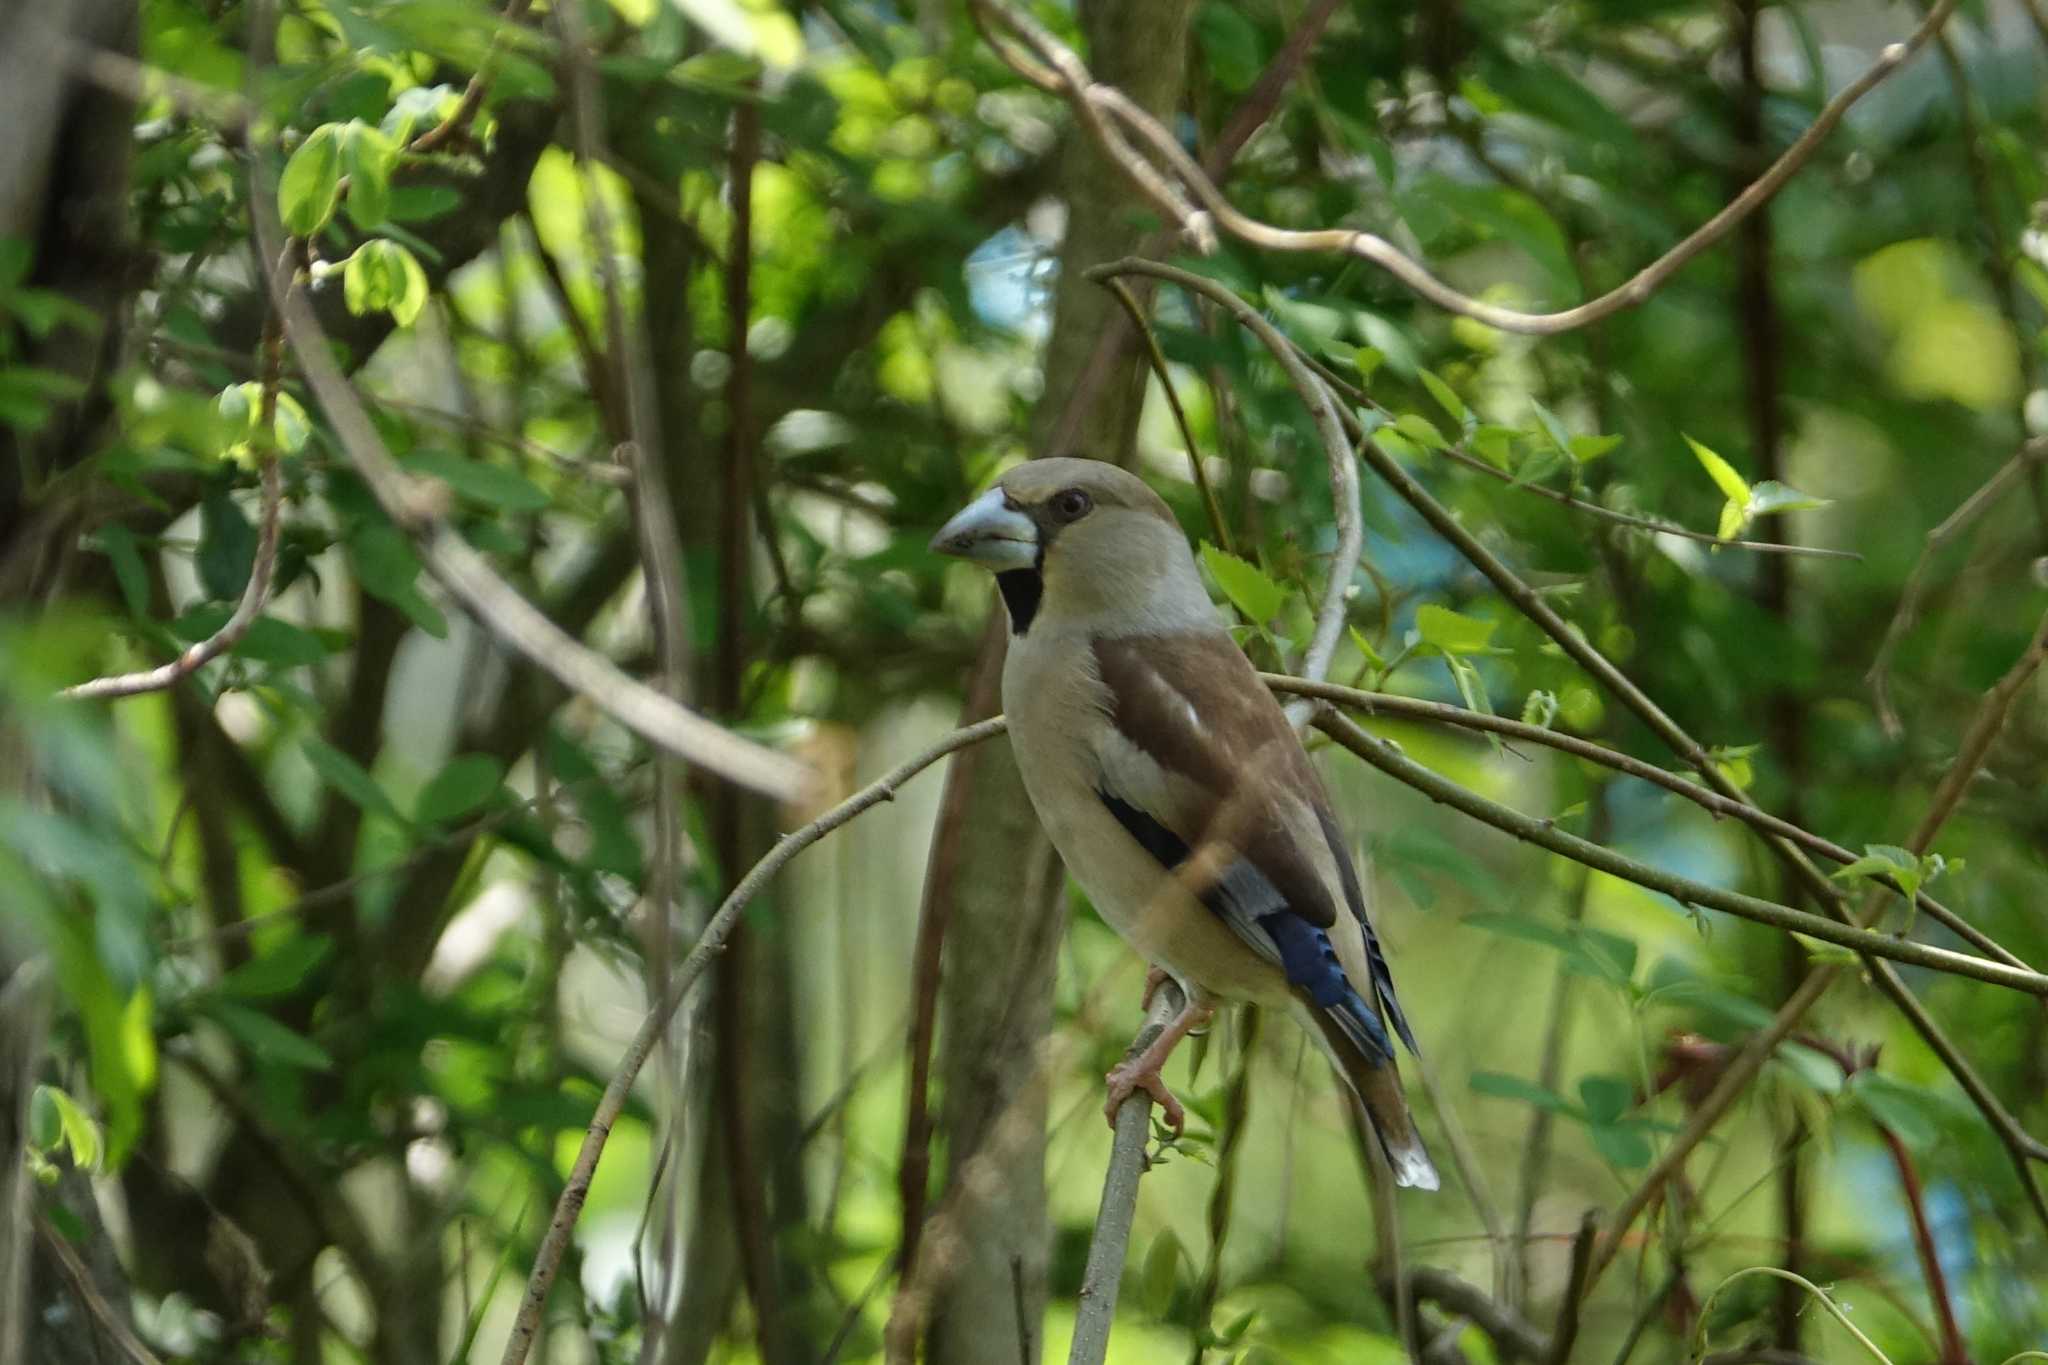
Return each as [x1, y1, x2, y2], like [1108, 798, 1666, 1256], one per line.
[1311, 708, 2048, 995]
[406, 0, 536, 154]
[61, 250, 292, 703]
[251, 205, 814, 803]
[1867, 438, 2048, 735]
[1263, 675, 2029, 970]
[1303, 354, 1861, 562]
[979, 0, 1962, 336]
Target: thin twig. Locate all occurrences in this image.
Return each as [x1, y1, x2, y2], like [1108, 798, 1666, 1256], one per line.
[1877, 1124, 1967, 1362]
[1586, 607, 2048, 1287]
[1096, 276, 1232, 555]
[1311, 709, 2048, 994]
[1308, 307, 2048, 1236]
[406, 0, 536, 153]
[1082, 259, 1356, 716]
[1543, 1213, 1598, 1365]
[1403, 1267, 1548, 1361]
[33, 1214, 165, 1365]
[978, 0, 1961, 336]
[1867, 438, 2048, 734]
[494, 717, 1008, 1365]
[251, 196, 812, 802]
[1262, 675, 2027, 968]
[1306, 353, 1858, 561]
[61, 251, 292, 702]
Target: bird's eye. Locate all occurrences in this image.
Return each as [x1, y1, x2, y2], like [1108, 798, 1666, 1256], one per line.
[1050, 488, 1092, 522]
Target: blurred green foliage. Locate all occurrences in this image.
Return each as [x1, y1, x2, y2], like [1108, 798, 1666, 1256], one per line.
[3, 0, 2047, 1362]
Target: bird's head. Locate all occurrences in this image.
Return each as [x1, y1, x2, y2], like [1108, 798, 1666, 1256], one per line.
[930, 457, 1211, 635]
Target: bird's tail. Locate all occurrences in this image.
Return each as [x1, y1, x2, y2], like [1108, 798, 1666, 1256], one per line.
[1309, 1007, 1441, 1191]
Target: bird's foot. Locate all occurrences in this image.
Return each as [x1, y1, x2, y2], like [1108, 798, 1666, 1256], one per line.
[1139, 965, 1173, 1013]
[1103, 1059, 1185, 1135]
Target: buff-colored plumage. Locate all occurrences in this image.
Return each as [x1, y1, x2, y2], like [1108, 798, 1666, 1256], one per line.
[932, 457, 1438, 1189]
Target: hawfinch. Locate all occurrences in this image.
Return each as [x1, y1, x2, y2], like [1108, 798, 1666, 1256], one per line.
[932, 458, 1439, 1190]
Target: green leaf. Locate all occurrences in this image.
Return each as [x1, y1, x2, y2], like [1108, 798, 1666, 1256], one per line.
[1830, 842, 1917, 884]
[204, 999, 333, 1071]
[273, 393, 311, 455]
[416, 754, 505, 824]
[1776, 1043, 1845, 1096]
[1686, 435, 1751, 505]
[1716, 498, 1747, 542]
[1461, 911, 1575, 952]
[1139, 1229, 1185, 1317]
[219, 934, 333, 998]
[1565, 927, 1638, 985]
[302, 735, 403, 822]
[340, 120, 398, 230]
[1470, 425, 1518, 471]
[1746, 480, 1830, 517]
[1848, 1072, 1938, 1150]
[1414, 603, 1496, 654]
[1578, 1075, 1633, 1124]
[233, 617, 333, 667]
[96, 525, 149, 618]
[1589, 1122, 1654, 1169]
[279, 124, 344, 236]
[1352, 346, 1384, 384]
[348, 520, 447, 637]
[1418, 369, 1467, 424]
[405, 450, 550, 512]
[1471, 1071, 1578, 1115]
[33, 1085, 104, 1171]
[197, 487, 257, 601]
[1193, 2, 1264, 92]
[1529, 400, 1575, 456]
[1347, 624, 1386, 671]
[1569, 433, 1621, 463]
[342, 239, 430, 327]
[1394, 412, 1447, 450]
[1200, 543, 1286, 626]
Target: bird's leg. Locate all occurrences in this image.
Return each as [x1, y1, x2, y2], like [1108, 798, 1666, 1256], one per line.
[1139, 964, 1172, 1013]
[1103, 995, 1215, 1135]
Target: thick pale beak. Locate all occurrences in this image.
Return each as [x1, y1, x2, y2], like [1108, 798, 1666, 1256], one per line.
[929, 487, 1038, 571]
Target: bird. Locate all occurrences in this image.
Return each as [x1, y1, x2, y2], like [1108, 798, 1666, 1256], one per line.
[930, 456, 1439, 1190]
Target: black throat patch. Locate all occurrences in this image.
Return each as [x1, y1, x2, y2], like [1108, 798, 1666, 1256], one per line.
[995, 568, 1043, 636]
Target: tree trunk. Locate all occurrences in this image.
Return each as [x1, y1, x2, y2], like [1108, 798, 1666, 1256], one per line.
[919, 5, 1193, 1361]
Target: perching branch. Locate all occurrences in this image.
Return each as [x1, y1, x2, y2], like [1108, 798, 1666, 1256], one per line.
[60, 249, 292, 703]
[1068, 256, 1364, 1364]
[250, 193, 813, 804]
[1066, 980, 1187, 1365]
[494, 717, 1008, 1365]
[978, 0, 1961, 336]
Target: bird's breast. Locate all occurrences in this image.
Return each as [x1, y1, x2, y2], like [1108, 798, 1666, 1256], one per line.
[1001, 632, 1291, 1006]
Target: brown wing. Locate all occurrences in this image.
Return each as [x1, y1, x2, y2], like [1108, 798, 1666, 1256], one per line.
[1092, 631, 1342, 928]
[1091, 630, 1418, 1053]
